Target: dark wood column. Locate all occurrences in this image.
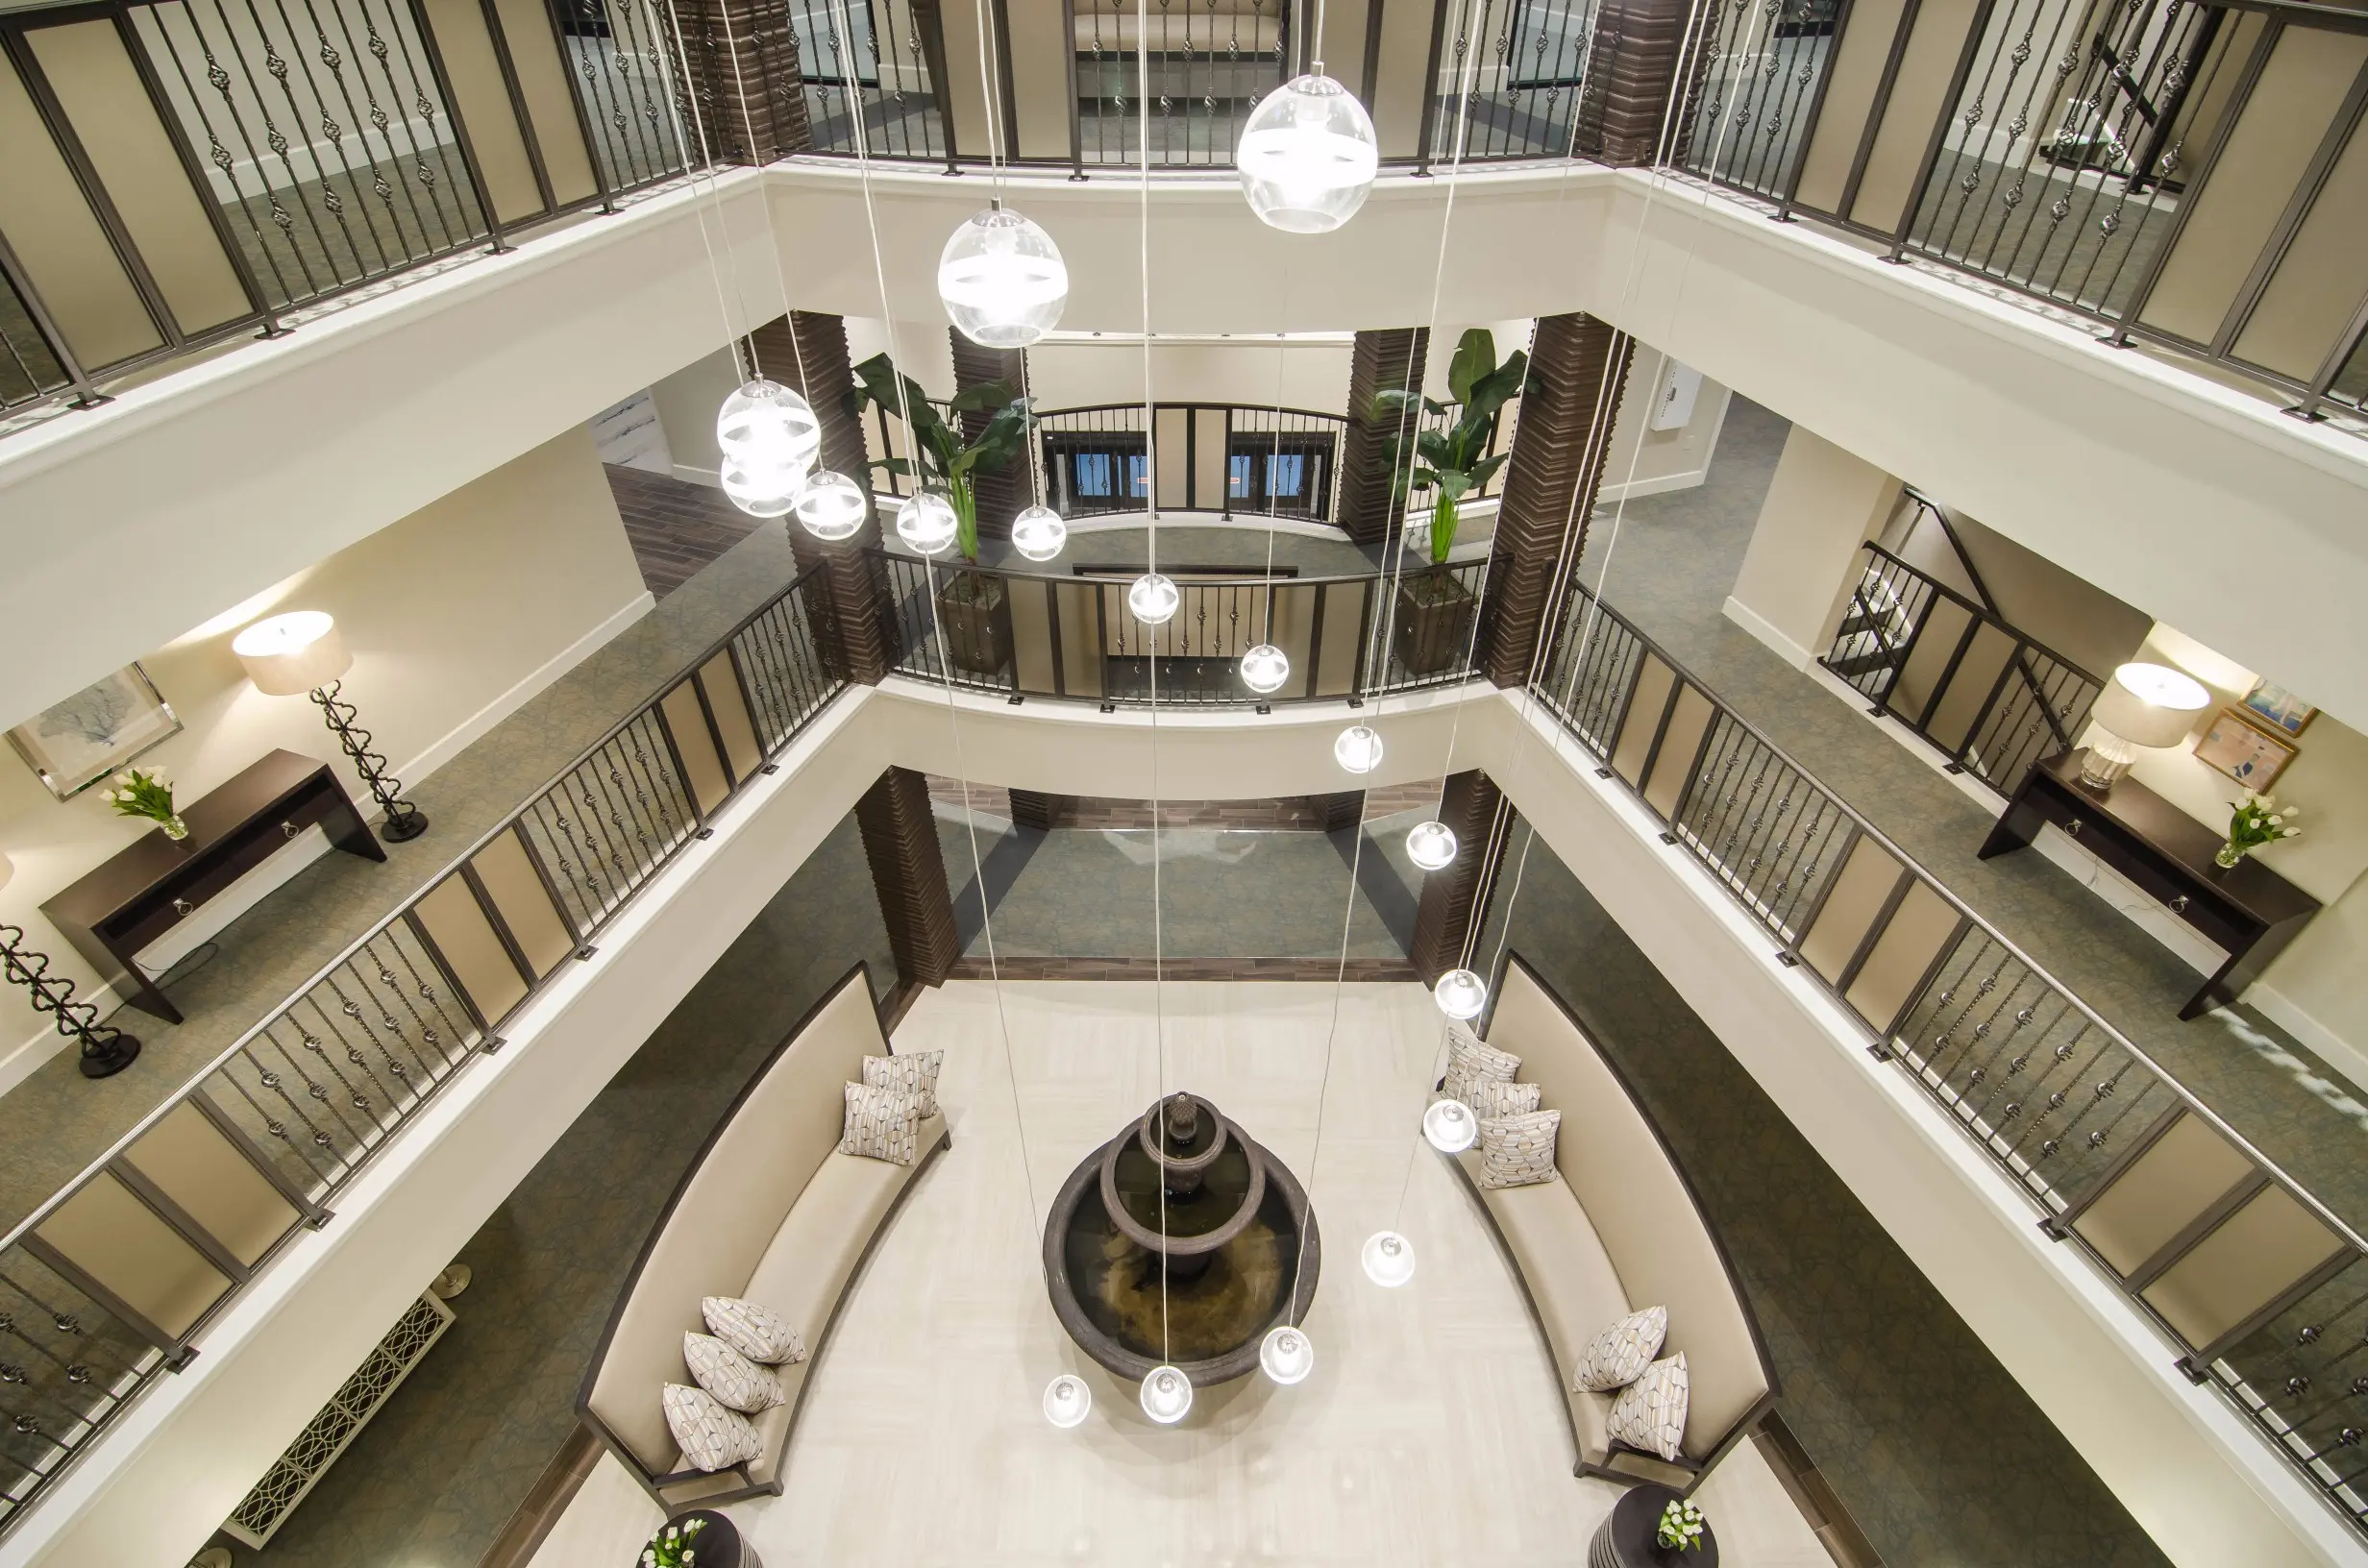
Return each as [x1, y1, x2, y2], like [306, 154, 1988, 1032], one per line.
[857, 767, 960, 989]
[673, 0, 811, 164]
[1408, 771, 1510, 986]
[1479, 313, 1633, 690]
[950, 331, 1031, 543]
[1311, 792, 1366, 833]
[1335, 328, 1429, 547]
[747, 311, 894, 684]
[1570, 0, 1697, 166]
[1007, 789, 1063, 830]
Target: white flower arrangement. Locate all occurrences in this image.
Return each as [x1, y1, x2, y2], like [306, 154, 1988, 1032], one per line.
[639, 1514, 707, 1568]
[2222, 791, 2301, 868]
[1656, 1497, 1708, 1553]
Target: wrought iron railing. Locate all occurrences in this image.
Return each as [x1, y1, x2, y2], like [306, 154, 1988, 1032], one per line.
[1067, 0, 1289, 168]
[1030, 402, 1348, 521]
[0, 569, 840, 1535]
[1533, 577, 2368, 1540]
[1420, 0, 1600, 165]
[875, 551, 1489, 705]
[1675, 0, 2368, 421]
[791, 0, 946, 160]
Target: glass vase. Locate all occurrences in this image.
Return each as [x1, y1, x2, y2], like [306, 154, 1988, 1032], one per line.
[2214, 841, 2243, 870]
[161, 814, 189, 842]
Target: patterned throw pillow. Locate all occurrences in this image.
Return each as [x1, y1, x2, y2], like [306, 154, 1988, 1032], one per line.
[1605, 1352, 1690, 1462]
[683, 1331, 785, 1413]
[841, 1081, 925, 1164]
[1440, 1034, 1521, 1108]
[1477, 1108, 1561, 1189]
[662, 1383, 763, 1472]
[1466, 1077, 1543, 1119]
[701, 1296, 808, 1365]
[863, 1050, 945, 1117]
[1572, 1305, 1668, 1392]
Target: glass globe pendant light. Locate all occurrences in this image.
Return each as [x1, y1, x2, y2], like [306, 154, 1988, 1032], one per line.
[1236, 69, 1381, 234]
[793, 471, 867, 542]
[897, 492, 960, 556]
[716, 380, 821, 519]
[939, 207, 1069, 349]
[1129, 572, 1180, 625]
[1139, 1364, 1194, 1424]
[1435, 968, 1487, 1020]
[1260, 1324, 1316, 1384]
[1361, 1230, 1417, 1287]
[1010, 503, 1068, 562]
[1240, 644, 1290, 695]
[1422, 1096, 1477, 1154]
[1334, 723, 1384, 774]
[1405, 820, 1458, 870]
[1043, 1373, 1092, 1428]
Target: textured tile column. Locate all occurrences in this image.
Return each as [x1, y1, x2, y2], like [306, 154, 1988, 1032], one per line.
[748, 311, 894, 684]
[1479, 313, 1633, 689]
[1007, 789, 1062, 830]
[1335, 328, 1429, 547]
[1311, 792, 1366, 833]
[1408, 771, 1509, 986]
[857, 767, 961, 989]
[950, 331, 1031, 543]
[672, 0, 811, 163]
[1570, 0, 1696, 166]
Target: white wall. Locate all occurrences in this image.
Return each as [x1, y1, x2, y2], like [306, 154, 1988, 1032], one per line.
[1597, 346, 1733, 502]
[0, 428, 649, 1088]
[1723, 425, 1902, 668]
[1027, 334, 1353, 413]
[646, 347, 743, 487]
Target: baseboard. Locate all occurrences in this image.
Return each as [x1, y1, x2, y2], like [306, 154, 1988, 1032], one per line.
[0, 997, 108, 1099]
[670, 462, 722, 488]
[2247, 982, 2368, 1102]
[1720, 595, 1816, 671]
[394, 591, 654, 787]
[1599, 467, 1709, 503]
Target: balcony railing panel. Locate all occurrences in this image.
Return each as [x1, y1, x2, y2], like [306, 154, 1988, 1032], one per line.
[1424, 0, 1599, 164]
[792, 0, 945, 159]
[1032, 402, 1347, 522]
[1069, 0, 1288, 167]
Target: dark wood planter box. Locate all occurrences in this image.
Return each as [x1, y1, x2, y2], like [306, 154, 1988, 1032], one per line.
[1587, 1482, 1716, 1568]
[651, 1508, 759, 1568]
[1394, 576, 1477, 677]
[935, 575, 1011, 677]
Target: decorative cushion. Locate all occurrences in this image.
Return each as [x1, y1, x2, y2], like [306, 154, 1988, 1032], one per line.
[1477, 1108, 1562, 1189]
[1572, 1305, 1668, 1392]
[1440, 1034, 1521, 1108]
[1605, 1352, 1690, 1462]
[863, 1049, 946, 1117]
[1465, 1077, 1543, 1119]
[661, 1383, 763, 1473]
[701, 1296, 808, 1365]
[841, 1081, 925, 1165]
[683, 1331, 785, 1413]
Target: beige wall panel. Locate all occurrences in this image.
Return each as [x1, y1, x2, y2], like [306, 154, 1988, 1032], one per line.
[1847, 0, 1982, 233]
[700, 652, 763, 781]
[1009, 576, 1058, 689]
[489, 0, 598, 206]
[1923, 621, 2013, 750]
[1007, 0, 1073, 160]
[936, 0, 994, 159]
[415, 873, 530, 1022]
[1642, 684, 1714, 818]
[1610, 655, 1676, 784]
[2070, 1113, 2256, 1278]
[1370, 0, 1437, 159]
[1892, 595, 1971, 720]
[1194, 406, 1229, 507]
[1153, 405, 1192, 507]
[28, 21, 249, 336]
[0, 51, 162, 369]
[1792, 0, 1912, 212]
[1052, 580, 1104, 696]
[659, 681, 731, 813]
[2140, 32, 2368, 347]
[473, 827, 575, 977]
[122, 1102, 300, 1268]
[1263, 581, 1317, 699]
[37, 1174, 230, 1339]
[1311, 579, 1367, 697]
[1799, 834, 1900, 983]
[419, 0, 546, 223]
[2232, 114, 2368, 381]
[2141, 1184, 2348, 1350]
[1844, 877, 1957, 1029]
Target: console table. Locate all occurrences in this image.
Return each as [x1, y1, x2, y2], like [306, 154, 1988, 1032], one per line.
[1978, 750, 2319, 1020]
[43, 750, 383, 1024]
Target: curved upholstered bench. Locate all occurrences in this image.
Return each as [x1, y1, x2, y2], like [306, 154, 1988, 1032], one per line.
[577, 964, 949, 1509]
[1451, 954, 1777, 1495]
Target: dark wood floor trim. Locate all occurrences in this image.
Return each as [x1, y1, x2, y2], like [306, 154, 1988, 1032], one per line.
[1751, 1410, 1889, 1568]
[475, 1425, 604, 1568]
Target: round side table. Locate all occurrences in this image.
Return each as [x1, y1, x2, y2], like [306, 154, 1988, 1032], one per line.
[1588, 1482, 1719, 1568]
[647, 1508, 759, 1568]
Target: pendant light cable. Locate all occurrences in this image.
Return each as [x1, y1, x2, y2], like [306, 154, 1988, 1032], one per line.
[711, 0, 807, 393]
[655, 0, 755, 382]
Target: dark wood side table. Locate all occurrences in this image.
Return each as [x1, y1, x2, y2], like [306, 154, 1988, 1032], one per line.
[42, 749, 384, 1024]
[1978, 750, 2319, 1020]
[1589, 1482, 1717, 1568]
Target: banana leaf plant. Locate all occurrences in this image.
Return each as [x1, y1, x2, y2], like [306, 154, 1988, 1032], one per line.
[844, 352, 1036, 566]
[1373, 328, 1531, 569]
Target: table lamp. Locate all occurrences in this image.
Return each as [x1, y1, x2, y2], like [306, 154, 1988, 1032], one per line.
[234, 611, 428, 843]
[2080, 661, 2211, 792]
[0, 850, 142, 1078]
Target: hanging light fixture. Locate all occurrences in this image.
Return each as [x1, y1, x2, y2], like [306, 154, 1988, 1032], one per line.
[1043, 1373, 1093, 1428]
[1405, 820, 1458, 870]
[1260, 1324, 1316, 1384]
[1361, 1230, 1417, 1287]
[793, 471, 867, 541]
[1129, 572, 1180, 625]
[897, 492, 960, 555]
[1240, 644, 1291, 695]
[716, 380, 821, 519]
[939, 207, 1069, 349]
[1139, 1364, 1194, 1424]
[1237, 69, 1380, 234]
[1422, 1096, 1477, 1154]
[1334, 723, 1384, 774]
[1434, 968, 1487, 1020]
[1010, 503, 1069, 562]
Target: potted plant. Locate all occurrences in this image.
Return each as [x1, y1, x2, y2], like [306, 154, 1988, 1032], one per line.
[1373, 328, 1530, 676]
[845, 353, 1037, 677]
[100, 766, 187, 842]
[2217, 790, 2300, 869]
[639, 1508, 756, 1568]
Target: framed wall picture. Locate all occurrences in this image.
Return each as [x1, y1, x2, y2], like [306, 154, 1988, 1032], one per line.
[2239, 677, 2316, 737]
[2193, 708, 2297, 790]
[7, 665, 182, 799]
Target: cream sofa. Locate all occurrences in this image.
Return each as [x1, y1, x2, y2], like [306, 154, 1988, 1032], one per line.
[578, 965, 948, 1508]
[1452, 955, 1777, 1493]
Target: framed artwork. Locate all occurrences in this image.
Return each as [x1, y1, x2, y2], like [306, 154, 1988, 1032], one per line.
[2240, 677, 2316, 737]
[2194, 708, 2297, 790]
[7, 664, 182, 799]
